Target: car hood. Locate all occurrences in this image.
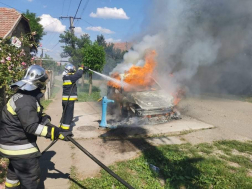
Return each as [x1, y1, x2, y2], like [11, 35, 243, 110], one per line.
[129, 90, 174, 110]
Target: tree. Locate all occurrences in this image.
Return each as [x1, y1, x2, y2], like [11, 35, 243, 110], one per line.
[96, 34, 106, 48]
[82, 42, 106, 95]
[42, 54, 57, 70]
[59, 31, 92, 86]
[59, 31, 91, 66]
[23, 10, 45, 44]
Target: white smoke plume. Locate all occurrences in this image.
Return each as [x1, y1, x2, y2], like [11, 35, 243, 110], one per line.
[111, 0, 252, 95]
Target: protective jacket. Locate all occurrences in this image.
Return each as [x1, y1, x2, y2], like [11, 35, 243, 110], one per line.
[0, 89, 54, 159]
[62, 67, 83, 101]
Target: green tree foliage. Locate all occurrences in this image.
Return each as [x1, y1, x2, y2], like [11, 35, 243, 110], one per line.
[82, 42, 106, 94]
[23, 10, 45, 44]
[95, 35, 127, 75]
[96, 34, 106, 48]
[42, 54, 55, 70]
[59, 31, 91, 66]
[42, 54, 64, 75]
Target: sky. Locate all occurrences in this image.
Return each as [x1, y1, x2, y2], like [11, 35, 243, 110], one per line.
[0, 0, 149, 61]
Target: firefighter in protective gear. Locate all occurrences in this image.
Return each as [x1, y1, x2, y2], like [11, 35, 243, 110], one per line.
[61, 63, 88, 131]
[0, 65, 71, 189]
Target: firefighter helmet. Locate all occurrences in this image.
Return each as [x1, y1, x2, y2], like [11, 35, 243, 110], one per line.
[64, 63, 75, 73]
[11, 65, 48, 91]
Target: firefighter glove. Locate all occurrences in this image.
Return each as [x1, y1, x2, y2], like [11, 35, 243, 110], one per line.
[46, 126, 60, 141]
[41, 114, 51, 125]
[59, 131, 73, 141]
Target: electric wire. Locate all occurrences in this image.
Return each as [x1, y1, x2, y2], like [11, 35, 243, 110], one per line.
[80, 0, 90, 18]
[0, 1, 24, 12]
[75, 0, 90, 26]
[67, 0, 72, 16]
[61, 0, 66, 15]
[51, 41, 60, 50]
[73, 0, 83, 20]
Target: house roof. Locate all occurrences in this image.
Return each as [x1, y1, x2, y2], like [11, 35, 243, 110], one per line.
[113, 42, 133, 51]
[0, 8, 23, 39]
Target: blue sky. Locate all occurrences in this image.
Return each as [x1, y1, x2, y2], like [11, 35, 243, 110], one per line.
[0, 0, 150, 61]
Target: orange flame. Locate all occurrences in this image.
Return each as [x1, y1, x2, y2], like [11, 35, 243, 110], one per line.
[108, 50, 156, 91]
[107, 50, 185, 106]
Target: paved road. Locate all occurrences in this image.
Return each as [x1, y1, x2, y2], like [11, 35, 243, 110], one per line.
[178, 95, 252, 143]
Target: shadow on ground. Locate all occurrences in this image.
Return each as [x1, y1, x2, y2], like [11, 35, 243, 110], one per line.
[100, 126, 204, 188]
[38, 151, 86, 189]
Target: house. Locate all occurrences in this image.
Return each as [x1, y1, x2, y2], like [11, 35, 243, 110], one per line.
[113, 42, 133, 51]
[0, 7, 32, 39]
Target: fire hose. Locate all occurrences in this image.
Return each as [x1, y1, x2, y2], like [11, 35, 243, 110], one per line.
[40, 82, 135, 189]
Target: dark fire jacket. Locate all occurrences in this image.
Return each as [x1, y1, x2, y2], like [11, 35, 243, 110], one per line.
[62, 67, 83, 101]
[0, 89, 54, 159]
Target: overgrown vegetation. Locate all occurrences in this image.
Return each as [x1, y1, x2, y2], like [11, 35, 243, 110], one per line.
[0, 158, 8, 184]
[70, 140, 252, 189]
[23, 10, 45, 44]
[0, 33, 36, 102]
[77, 84, 101, 102]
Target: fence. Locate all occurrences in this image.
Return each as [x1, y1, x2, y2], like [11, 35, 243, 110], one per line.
[44, 70, 54, 100]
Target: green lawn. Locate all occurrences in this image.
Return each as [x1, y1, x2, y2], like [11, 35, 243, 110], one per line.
[245, 97, 252, 103]
[77, 84, 101, 102]
[70, 140, 252, 189]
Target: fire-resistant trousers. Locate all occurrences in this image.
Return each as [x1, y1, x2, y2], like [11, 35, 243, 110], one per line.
[61, 100, 75, 130]
[5, 158, 41, 189]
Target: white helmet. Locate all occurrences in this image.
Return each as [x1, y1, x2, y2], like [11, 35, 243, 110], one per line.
[64, 63, 75, 73]
[11, 65, 48, 91]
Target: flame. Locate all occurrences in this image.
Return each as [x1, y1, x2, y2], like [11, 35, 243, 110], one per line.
[107, 50, 184, 106]
[108, 50, 156, 91]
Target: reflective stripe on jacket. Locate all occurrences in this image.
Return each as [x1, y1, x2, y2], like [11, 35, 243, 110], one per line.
[62, 67, 83, 101]
[0, 90, 52, 159]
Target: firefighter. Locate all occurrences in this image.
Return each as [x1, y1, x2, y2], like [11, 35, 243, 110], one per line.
[0, 65, 72, 189]
[61, 63, 88, 131]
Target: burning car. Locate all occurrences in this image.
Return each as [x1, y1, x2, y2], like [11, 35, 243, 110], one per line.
[107, 76, 178, 119]
[107, 51, 181, 119]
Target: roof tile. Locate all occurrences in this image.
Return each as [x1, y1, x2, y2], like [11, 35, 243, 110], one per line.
[0, 8, 21, 38]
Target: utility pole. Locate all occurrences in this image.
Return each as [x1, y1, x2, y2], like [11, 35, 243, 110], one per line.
[59, 16, 81, 35]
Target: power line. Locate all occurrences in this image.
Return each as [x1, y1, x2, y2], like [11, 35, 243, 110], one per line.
[73, 0, 83, 21]
[80, 0, 90, 18]
[61, 0, 66, 15]
[51, 42, 60, 50]
[0, 1, 24, 12]
[67, 0, 72, 16]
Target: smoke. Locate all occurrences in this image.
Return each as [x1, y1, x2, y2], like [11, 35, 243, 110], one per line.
[111, 0, 252, 95]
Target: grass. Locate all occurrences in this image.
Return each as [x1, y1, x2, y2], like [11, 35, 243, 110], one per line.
[244, 97, 252, 103]
[54, 79, 62, 86]
[51, 85, 60, 99]
[77, 83, 101, 102]
[70, 140, 252, 189]
[41, 100, 52, 109]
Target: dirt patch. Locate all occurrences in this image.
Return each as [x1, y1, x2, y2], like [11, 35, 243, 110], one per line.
[77, 126, 96, 131]
[227, 162, 240, 168]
